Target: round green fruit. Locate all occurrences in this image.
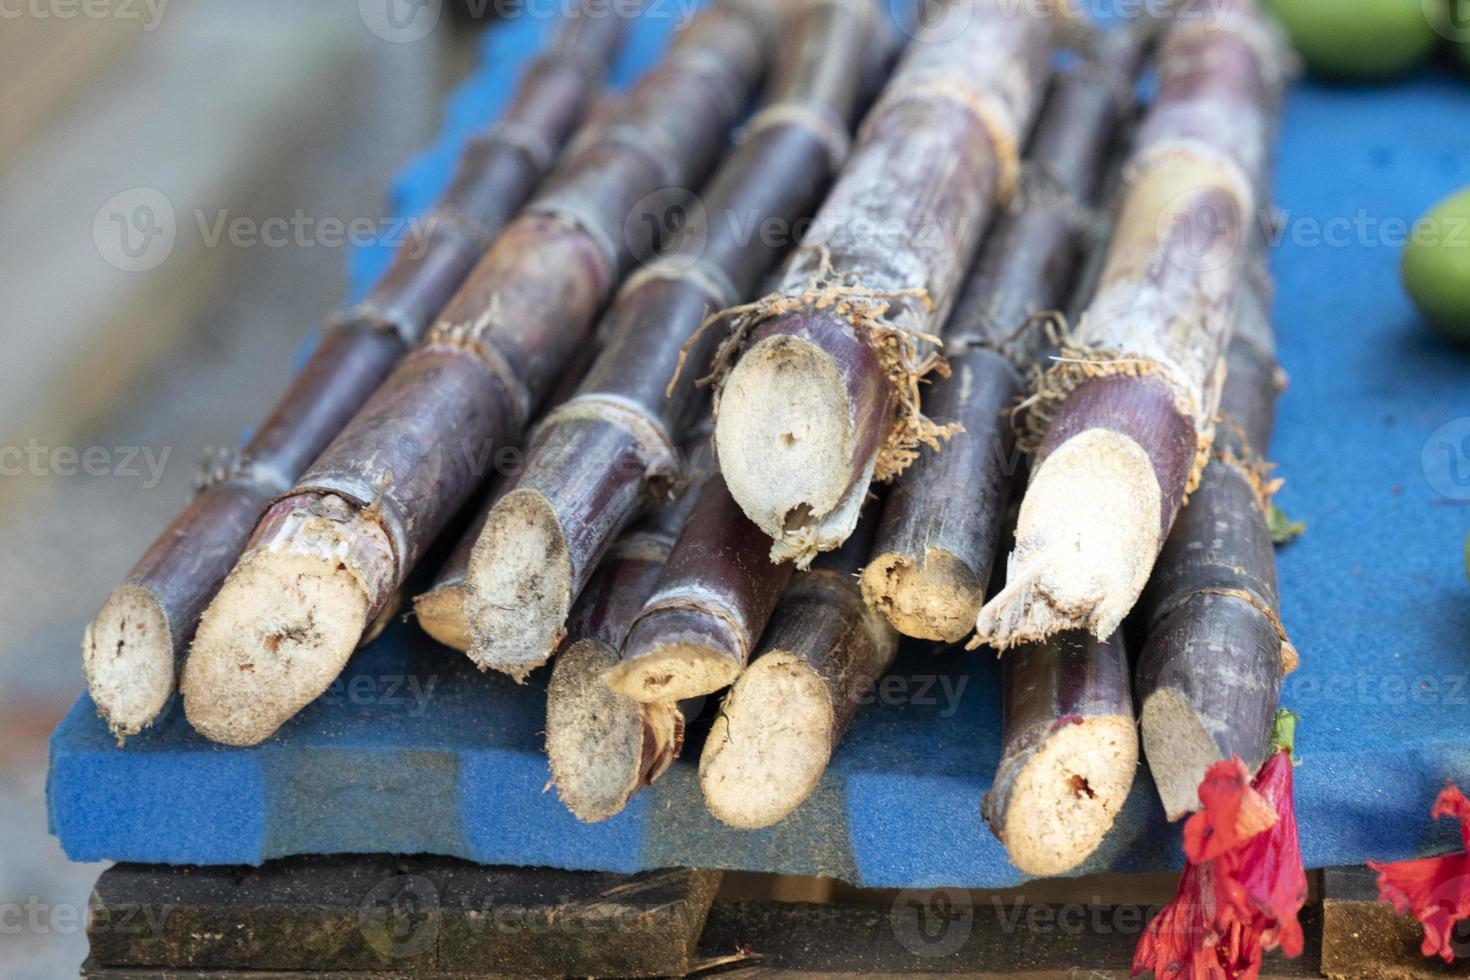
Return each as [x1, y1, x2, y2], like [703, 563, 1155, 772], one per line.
[1403, 188, 1470, 346]
[1263, 0, 1440, 79]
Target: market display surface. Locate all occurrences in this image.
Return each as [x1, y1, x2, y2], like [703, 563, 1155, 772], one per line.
[47, 0, 1470, 909]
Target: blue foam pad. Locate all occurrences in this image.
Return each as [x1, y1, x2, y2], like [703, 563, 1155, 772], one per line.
[48, 15, 1470, 885]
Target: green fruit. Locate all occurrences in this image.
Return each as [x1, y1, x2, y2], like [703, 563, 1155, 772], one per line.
[1403, 188, 1470, 345]
[1263, 0, 1440, 79]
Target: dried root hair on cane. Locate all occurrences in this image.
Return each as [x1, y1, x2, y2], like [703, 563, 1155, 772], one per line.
[463, 0, 879, 677]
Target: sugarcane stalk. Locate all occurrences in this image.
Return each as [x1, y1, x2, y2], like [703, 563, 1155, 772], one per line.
[698, 509, 896, 829]
[710, 0, 1055, 567]
[1136, 248, 1297, 821]
[974, 0, 1286, 650]
[545, 434, 713, 824]
[461, 0, 881, 681]
[80, 7, 623, 743]
[981, 629, 1137, 876]
[411, 329, 602, 652]
[606, 470, 794, 702]
[179, 2, 774, 747]
[859, 24, 1149, 642]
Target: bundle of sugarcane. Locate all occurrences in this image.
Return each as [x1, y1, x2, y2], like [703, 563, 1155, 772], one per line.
[460, 0, 883, 682]
[80, 4, 625, 743]
[709, 0, 1057, 566]
[975, 0, 1287, 651]
[179, 0, 776, 746]
[860, 21, 1149, 644]
[1135, 241, 1299, 821]
[544, 429, 714, 823]
[847, 16, 1154, 877]
[698, 506, 896, 829]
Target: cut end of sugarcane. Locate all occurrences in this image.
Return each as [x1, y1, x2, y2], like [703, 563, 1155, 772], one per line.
[181, 550, 369, 746]
[1140, 688, 1225, 822]
[82, 585, 174, 741]
[412, 583, 470, 653]
[974, 429, 1162, 650]
[994, 714, 1138, 877]
[604, 641, 743, 704]
[546, 639, 648, 823]
[464, 488, 572, 682]
[699, 651, 833, 829]
[860, 547, 984, 643]
[716, 333, 854, 550]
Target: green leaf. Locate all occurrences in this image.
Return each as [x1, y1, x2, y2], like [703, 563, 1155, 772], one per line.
[1268, 504, 1306, 545]
[1269, 708, 1299, 759]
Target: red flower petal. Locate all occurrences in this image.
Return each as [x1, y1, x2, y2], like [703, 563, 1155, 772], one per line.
[1368, 782, 1470, 963]
[1134, 752, 1306, 980]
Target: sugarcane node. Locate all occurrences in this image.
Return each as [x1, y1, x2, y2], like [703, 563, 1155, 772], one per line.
[83, 5, 627, 739]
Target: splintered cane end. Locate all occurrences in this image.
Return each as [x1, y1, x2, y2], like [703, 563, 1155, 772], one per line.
[699, 651, 834, 829]
[994, 713, 1138, 876]
[975, 428, 1163, 649]
[182, 548, 370, 746]
[83, 585, 174, 741]
[464, 488, 573, 680]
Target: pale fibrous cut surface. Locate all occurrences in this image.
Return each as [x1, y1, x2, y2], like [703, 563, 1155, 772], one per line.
[1140, 688, 1226, 822]
[976, 429, 1162, 649]
[546, 640, 645, 824]
[998, 714, 1137, 877]
[860, 547, 984, 643]
[181, 551, 369, 746]
[82, 585, 173, 741]
[603, 643, 742, 704]
[412, 584, 470, 653]
[715, 334, 853, 546]
[464, 488, 572, 682]
[699, 652, 834, 829]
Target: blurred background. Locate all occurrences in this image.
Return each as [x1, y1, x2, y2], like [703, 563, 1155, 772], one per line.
[0, 1, 489, 973]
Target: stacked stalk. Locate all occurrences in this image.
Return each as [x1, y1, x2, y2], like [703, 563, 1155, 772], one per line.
[859, 24, 1149, 643]
[179, 2, 775, 746]
[544, 435, 713, 823]
[710, 0, 1055, 566]
[79, 8, 624, 743]
[461, 0, 880, 681]
[974, 0, 1286, 650]
[412, 335, 603, 652]
[606, 471, 794, 701]
[981, 630, 1137, 876]
[698, 510, 896, 829]
[1136, 245, 1297, 821]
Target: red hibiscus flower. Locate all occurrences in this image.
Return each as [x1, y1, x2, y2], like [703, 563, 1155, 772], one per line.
[1133, 749, 1307, 979]
[1367, 783, 1470, 963]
